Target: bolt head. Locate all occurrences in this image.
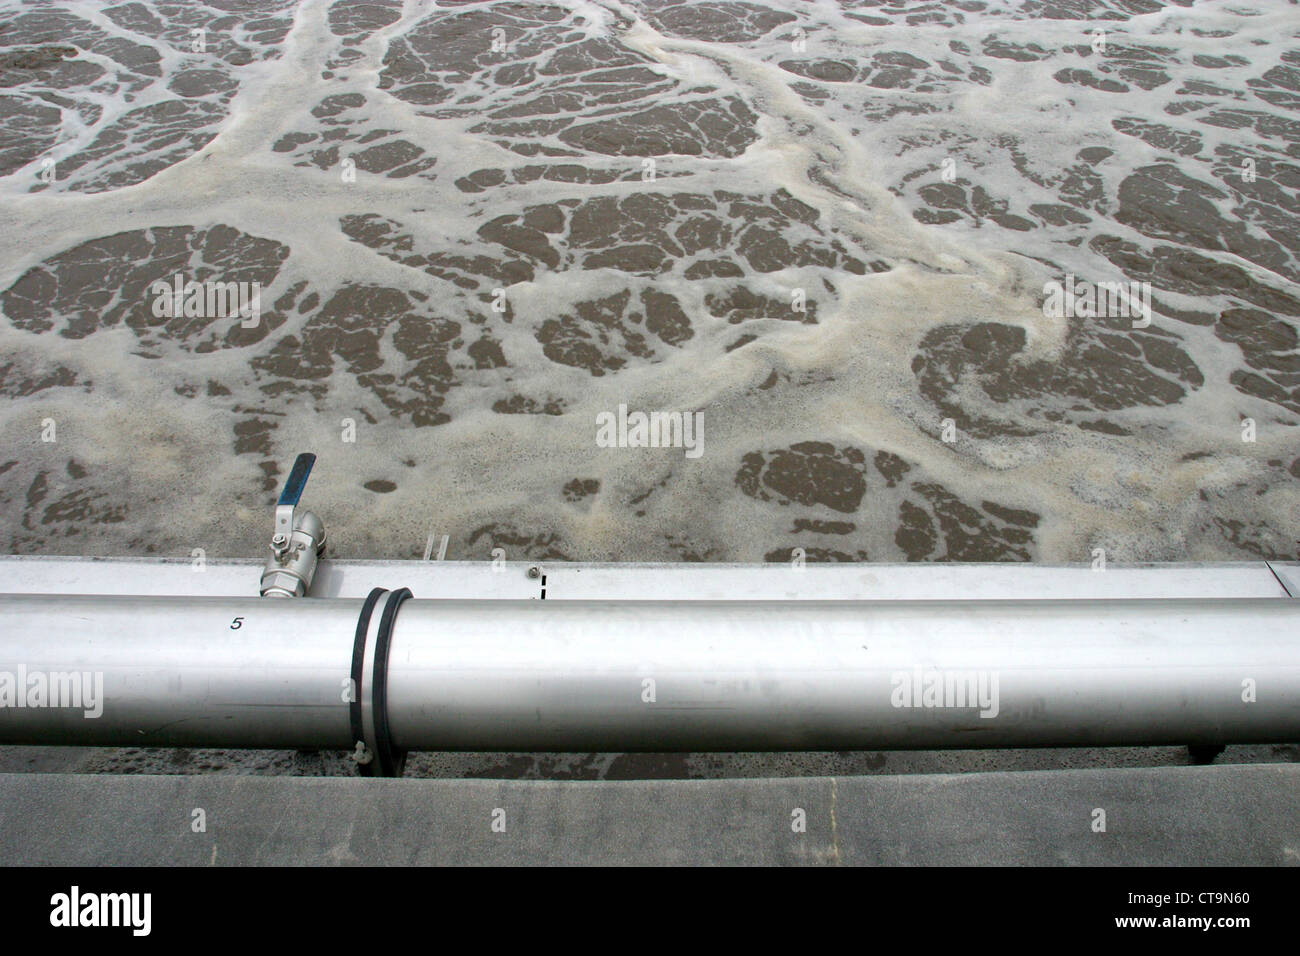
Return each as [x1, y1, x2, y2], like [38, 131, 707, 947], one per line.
[527, 565, 541, 579]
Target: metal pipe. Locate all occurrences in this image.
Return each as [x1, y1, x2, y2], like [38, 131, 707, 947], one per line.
[0, 595, 354, 748]
[1, 593, 1298, 754]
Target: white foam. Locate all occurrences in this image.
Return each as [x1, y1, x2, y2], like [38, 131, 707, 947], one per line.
[0, 0, 1295, 562]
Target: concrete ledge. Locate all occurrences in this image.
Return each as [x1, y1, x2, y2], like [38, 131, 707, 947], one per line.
[1, 764, 1296, 866]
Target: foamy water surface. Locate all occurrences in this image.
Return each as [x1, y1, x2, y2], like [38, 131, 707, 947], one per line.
[0, 0, 1296, 564]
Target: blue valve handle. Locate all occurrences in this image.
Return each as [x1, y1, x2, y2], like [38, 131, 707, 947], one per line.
[278, 453, 316, 508]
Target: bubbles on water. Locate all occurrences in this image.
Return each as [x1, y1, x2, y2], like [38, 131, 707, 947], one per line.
[0, 0, 1295, 563]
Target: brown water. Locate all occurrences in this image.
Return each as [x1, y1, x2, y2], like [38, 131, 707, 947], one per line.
[0, 0, 1296, 567]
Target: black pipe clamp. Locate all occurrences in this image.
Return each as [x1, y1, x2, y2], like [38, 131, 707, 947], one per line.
[350, 587, 413, 777]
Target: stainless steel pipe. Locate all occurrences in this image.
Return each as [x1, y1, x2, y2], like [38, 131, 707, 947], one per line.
[1, 593, 1298, 753]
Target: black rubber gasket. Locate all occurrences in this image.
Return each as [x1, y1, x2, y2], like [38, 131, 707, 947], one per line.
[351, 587, 387, 777]
[372, 587, 413, 777]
